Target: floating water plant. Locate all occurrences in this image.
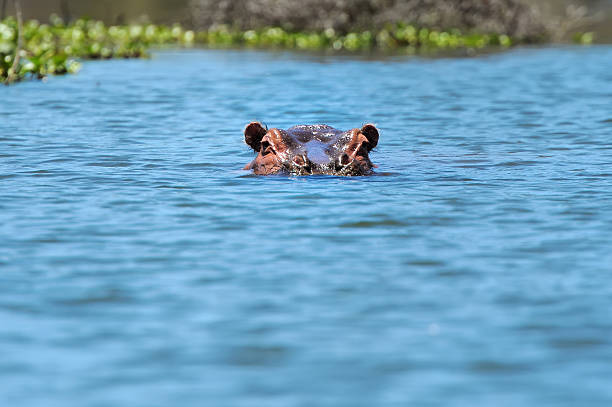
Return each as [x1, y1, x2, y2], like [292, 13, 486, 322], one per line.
[573, 32, 594, 45]
[200, 24, 514, 52]
[1, 15, 197, 84]
[5, 14, 588, 85]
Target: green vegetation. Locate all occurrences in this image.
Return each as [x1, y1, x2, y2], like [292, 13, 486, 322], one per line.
[573, 31, 595, 45]
[0, 15, 590, 84]
[0, 16, 516, 84]
[203, 24, 514, 51]
[1, 16, 194, 84]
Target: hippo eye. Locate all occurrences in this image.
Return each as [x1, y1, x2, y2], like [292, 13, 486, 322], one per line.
[261, 140, 274, 156]
[339, 153, 351, 166]
[357, 144, 369, 156]
[293, 155, 305, 166]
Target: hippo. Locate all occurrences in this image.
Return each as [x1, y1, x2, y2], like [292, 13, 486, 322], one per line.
[243, 122, 380, 176]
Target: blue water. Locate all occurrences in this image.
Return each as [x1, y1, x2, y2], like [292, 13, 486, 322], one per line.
[1, 46, 612, 406]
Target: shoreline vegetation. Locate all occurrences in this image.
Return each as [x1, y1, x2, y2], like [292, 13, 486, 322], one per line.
[1, 15, 595, 85]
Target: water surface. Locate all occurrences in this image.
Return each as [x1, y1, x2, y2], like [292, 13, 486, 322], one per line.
[1, 46, 612, 406]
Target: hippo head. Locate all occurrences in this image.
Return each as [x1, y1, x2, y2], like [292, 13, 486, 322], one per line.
[243, 122, 379, 176]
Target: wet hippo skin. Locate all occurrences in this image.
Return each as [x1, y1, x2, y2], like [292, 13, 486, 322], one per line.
[243, 122, 379, 175]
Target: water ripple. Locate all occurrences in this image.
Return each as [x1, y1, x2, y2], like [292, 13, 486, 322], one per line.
[1, 46, 612, 406]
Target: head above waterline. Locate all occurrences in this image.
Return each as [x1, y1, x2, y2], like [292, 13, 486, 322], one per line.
[243, 122, 380, 176]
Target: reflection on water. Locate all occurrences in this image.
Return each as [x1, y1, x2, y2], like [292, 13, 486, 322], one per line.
[1, 46, 612, 406]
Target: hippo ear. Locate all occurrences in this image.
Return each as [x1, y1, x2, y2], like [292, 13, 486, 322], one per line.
[244, 122, 267, 152]
[360, 124, 379, 151]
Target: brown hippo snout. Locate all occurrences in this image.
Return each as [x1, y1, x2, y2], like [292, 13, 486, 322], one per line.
[243, 122, 379, 176]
